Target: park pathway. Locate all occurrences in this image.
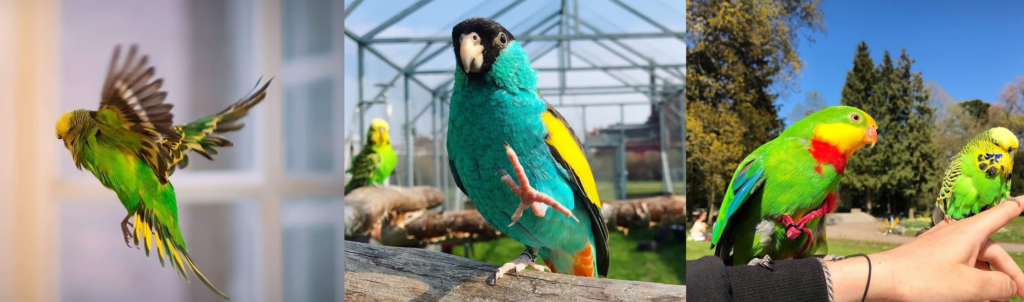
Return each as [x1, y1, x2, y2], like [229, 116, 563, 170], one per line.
[826, 222, 1024, 253]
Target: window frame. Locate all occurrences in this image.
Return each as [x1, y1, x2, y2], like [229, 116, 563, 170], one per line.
[0, 0, 346, 301]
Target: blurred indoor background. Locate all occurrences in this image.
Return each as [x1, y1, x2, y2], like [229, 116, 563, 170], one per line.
[0, 0, 344, 301]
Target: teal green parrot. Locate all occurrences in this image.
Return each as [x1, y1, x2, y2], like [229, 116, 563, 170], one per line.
[55, 45, 270, 300]
[931, 127, 1019, 225]
[446, 17, 609, 281]
[711, 106, 879, 266]
[344, 118, 397, 194]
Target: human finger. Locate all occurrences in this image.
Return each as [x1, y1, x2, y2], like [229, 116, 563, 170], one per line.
[963, 196, 1024, 237]
[978, 239, 1024, 298]
[963, 268, 1017, 302]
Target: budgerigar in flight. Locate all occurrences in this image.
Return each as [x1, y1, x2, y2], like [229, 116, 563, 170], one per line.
[446, 17, 609, 281]
[55, 45, 271, 300]
[711, 106, 878, 266]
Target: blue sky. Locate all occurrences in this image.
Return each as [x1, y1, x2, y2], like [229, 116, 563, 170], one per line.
[779, 1, 1024, 125]
[344, 0, 685, 142]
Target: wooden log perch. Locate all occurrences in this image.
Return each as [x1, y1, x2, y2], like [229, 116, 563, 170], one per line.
[345, 241, 687, 301]
[378, 194, 687, 245]
[602, 195, 687, 234]
[344, 186, 445, 239]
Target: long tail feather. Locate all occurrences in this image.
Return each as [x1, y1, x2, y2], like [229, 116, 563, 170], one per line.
[131, 204, 231, 300]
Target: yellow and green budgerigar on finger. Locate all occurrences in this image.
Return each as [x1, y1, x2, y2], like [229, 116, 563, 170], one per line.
[931, 127, 1020, 226]
[55, 45, 271, 300]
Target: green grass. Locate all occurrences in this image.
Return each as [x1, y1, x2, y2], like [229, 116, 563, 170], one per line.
[903, 217, 1024, 243]
[595, 180, 685, 200]
[686, 239, 1024, 301]
[451, 228, 684, 285]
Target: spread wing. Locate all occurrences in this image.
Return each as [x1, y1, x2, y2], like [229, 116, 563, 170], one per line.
[540, 101, 609, 277]
[94, 45, 178, 184]
[162, 78, 271, 175]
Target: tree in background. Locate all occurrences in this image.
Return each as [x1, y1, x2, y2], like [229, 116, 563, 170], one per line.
[891, 48, 939, 216]
[685, 101, 745, 220]
[838, 42, 882, 211]
[840, 45, 937, 216]
[960, 99, 992, 122]
[686, 0, 825, 215]
[992, 76, 1024, 196]
[788, 90, 828, 123]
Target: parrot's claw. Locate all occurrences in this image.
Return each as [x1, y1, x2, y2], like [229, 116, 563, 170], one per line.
[1009, 196, 1021, 207]
[493, 251, 549, 283]
[748, 255, 774, 270]
[120, 215, 134, 249]
[498, 143, 578, 227]
[822, 254, 839, 261]
[943, 215, 955, 225]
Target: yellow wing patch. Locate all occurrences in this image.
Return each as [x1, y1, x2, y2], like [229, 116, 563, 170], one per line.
[541, 111, 601, 208]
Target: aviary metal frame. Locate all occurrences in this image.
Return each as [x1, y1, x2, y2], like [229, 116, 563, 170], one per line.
[345, 0, 685, 209]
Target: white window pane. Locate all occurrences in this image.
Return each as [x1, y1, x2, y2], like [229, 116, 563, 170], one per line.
[60, 201, 260, 302]
[282, 200, 340, 302]
[283, 0, 333, 60]
[285, 77, 336, 173]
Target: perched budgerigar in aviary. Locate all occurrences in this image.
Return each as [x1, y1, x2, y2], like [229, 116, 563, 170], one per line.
[929, 127, 1019, 226]
[55, 45, 271, 300]
[344, 118, 397, 194]
[446, 17, 609, 281]
[711, 106, 878, 266]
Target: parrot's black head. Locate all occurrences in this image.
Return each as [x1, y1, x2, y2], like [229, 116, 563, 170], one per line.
[452, 17, 515, 78]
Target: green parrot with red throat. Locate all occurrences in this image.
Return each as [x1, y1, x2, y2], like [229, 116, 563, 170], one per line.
[711, 106, 879, 266]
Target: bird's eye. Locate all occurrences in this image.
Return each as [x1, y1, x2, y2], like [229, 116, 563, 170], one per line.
[850, 113, 862, 123]
[499, 33, 507, 44]
[1011, 147, 1016, 153]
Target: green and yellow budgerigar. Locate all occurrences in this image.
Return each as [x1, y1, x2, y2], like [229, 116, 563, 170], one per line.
[931, 127, 1020, 226]
[55, 45, 270, 300]
[344, 118, 398, 194]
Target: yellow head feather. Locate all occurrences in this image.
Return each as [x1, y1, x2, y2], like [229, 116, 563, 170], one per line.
[55, 111, 75, 140]
[367, 118, 392, 146]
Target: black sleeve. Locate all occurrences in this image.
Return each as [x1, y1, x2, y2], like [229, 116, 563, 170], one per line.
[686, 256, 829, 302]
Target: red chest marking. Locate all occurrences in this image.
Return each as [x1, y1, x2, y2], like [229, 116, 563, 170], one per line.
[808, 139, 848, 174]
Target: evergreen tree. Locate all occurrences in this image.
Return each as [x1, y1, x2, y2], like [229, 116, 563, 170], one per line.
[839, 42, 882, 211]
[893, 48, 938, 215]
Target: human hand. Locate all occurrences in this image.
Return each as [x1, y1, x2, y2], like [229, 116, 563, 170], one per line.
[829, 195, 1024, 302]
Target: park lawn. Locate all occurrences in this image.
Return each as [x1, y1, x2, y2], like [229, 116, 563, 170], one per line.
[904, 217, 1024, 243]
[451, 228, 684, 285]
[685, 239, 1024, 302]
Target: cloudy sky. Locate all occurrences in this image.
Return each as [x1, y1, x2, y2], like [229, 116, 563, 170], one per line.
[343, 0, 685, 143]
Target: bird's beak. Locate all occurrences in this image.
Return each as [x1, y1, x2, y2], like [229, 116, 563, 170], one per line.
[460, 32, 484, 73]
[863, 124, 878, 148]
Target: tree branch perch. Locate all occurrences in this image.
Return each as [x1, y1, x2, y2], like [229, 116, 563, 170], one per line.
[344, 241, 687, 301]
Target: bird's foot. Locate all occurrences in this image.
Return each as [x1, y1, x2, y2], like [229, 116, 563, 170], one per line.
[493, 248, 549, 283]
[748, 255, 774, 270]
[1008, 196, 1022, 207]
[120, 215, 135, 249]
[821, 254, 839, 261]
[498, 142, 578, 227]
[943, 215, 955, 225]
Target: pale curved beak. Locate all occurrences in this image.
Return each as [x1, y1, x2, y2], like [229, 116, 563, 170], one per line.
[864, 124, 878, 148]
[460, 32, 484, 73]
